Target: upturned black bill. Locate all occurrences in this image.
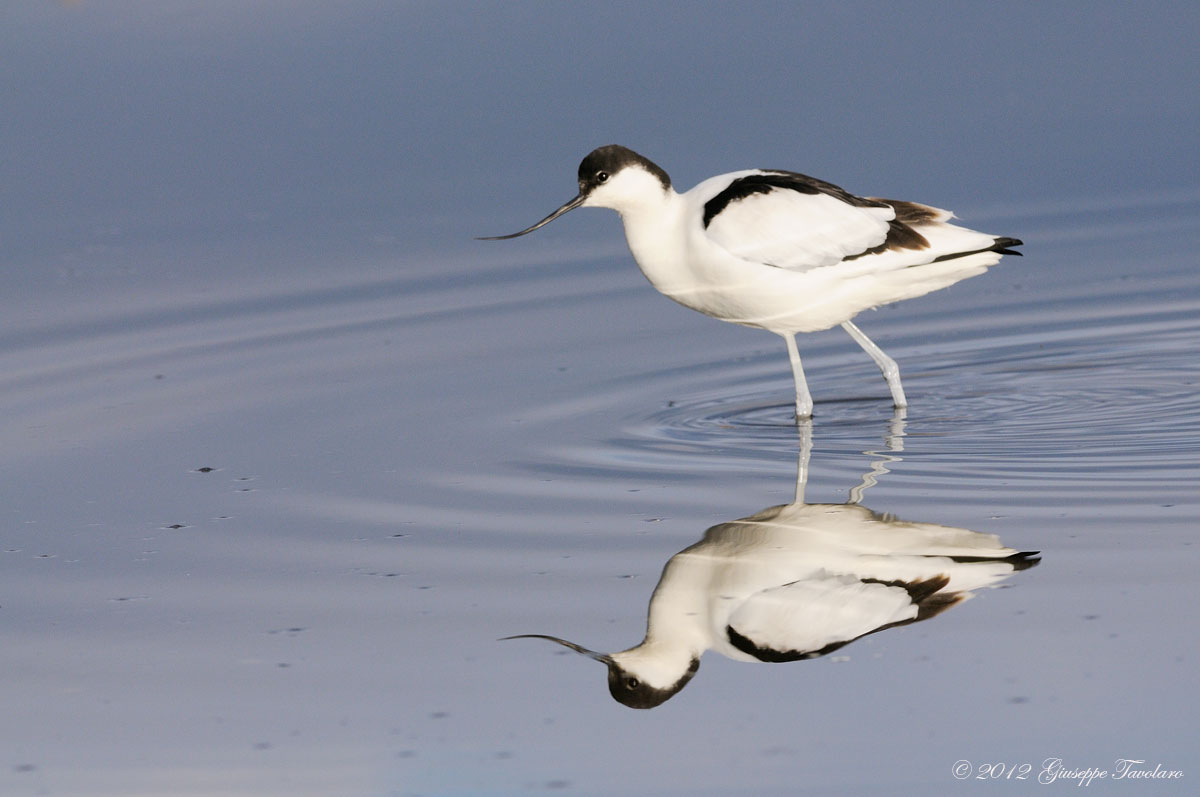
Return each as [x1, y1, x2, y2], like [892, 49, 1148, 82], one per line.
[477, 194, 585, 240]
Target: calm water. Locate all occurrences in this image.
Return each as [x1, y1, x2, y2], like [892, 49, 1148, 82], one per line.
[2, 4, 1198, 796]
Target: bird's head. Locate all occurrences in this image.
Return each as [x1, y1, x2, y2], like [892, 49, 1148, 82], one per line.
[502, 633, 698, 709]
[478, 145, 671, 240]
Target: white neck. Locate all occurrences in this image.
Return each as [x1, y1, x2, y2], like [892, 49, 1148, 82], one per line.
[616, 189, 689, 293]
[610, 552, 713, 688]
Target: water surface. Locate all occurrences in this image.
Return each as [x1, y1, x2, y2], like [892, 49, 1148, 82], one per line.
[2, 3, 1198, 795]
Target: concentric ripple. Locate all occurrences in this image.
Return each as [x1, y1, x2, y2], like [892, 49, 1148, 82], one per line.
[528, 271, 1200, 506]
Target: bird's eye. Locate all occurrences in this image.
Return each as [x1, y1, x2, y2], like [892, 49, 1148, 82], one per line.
[596, 171, 609, 183]
[625, 677, 639, 689]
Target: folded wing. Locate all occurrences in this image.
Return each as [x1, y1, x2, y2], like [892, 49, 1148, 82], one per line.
[726, 572, 958, 662]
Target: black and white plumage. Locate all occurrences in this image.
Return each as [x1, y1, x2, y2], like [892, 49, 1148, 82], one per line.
[503, 416, 1040, 709]
[506, 498, 1038, 709]
[481, 145, 1023, 418]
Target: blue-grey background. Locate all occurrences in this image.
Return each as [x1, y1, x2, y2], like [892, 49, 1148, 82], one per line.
[2, 2, 1197, 795]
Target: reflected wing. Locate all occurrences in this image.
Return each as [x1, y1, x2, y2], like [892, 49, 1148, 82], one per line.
[725, 572, 958, 662]
[701, 171, 897, 271]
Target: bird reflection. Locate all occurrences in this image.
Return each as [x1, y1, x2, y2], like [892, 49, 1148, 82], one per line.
[506, 412, 1039, 709]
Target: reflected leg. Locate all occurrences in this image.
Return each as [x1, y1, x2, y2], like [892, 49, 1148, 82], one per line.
[848, 407, 907, 505]
[841, 320, 907, 408]
[793, 417, 813, 505]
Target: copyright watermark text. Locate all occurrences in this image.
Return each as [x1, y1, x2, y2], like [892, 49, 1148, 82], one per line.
[952, 758, 1184, 785]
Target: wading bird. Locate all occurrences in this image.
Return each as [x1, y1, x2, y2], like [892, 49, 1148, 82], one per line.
[481, 145, 1021, 418]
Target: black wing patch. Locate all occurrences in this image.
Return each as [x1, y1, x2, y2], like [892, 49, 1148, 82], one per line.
[880, 198, 945, 224]
[701, 174, 932, 260]
[726, 626, 853, 663]
[842, 220, 931, 260]
[840, 197, 945, 260]
[702, 171, 889, 229]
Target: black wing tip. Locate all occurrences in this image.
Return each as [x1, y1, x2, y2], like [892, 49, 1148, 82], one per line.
[942, 550, 1041, 571]
[1006, 550, 1041, 571]
[993, 236, 1024, 256]
[927, 236, 1024, 264]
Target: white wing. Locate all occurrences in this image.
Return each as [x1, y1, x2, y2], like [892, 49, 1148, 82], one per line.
[699, 170, 895, 271]
[725, 571, 947, 661]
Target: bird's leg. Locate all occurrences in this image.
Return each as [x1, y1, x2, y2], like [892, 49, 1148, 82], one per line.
[783, 334, 813, 420]
[841, 320, 907, 408]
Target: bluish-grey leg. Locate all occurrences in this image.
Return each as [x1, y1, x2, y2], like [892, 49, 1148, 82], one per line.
[841, 320, 907, 408]
[783, 334, 813, 420]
